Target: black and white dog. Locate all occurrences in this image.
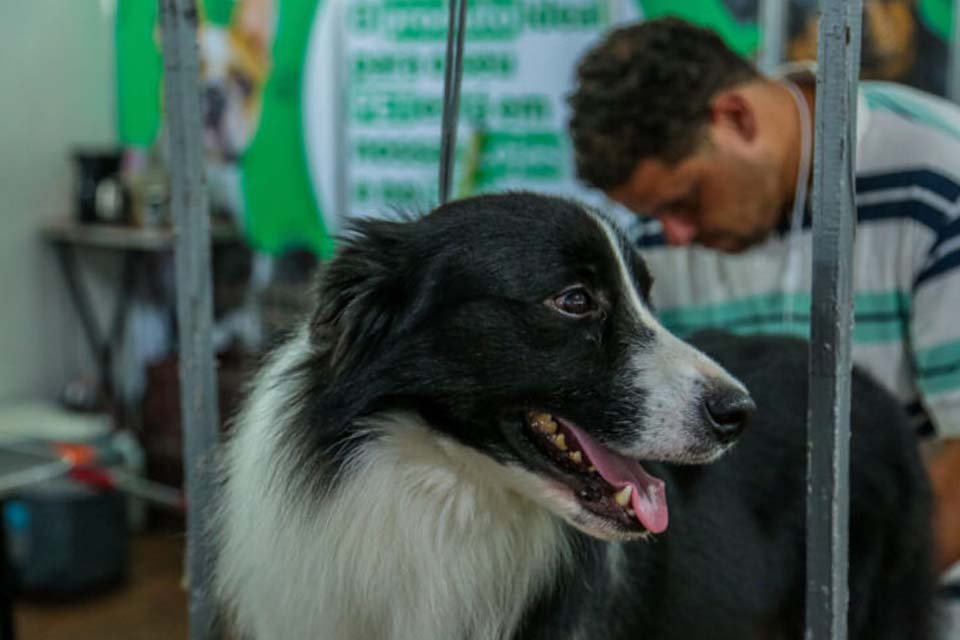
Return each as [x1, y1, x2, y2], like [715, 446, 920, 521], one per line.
[215, 193, 934, 639]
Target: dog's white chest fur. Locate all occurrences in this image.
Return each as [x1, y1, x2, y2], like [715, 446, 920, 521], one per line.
[217, 362, 570, 640]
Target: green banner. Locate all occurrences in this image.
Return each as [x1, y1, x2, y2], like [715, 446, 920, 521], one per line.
[116, 0, 331, 257]
[117, 0, 957, 257]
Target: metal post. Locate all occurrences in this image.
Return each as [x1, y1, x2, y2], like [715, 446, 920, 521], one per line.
[159, 1, 222, 639]
[438, 0, 467, 204]
[332, 0, 349, 223]
[806, 0, 862, 638]
[758, 0, 788, 74]
[0, 503, 14, 640]
[948, 0, 960, 101]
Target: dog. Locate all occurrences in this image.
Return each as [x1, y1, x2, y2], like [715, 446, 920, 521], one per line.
[197, 0, 275, 219]
[215, 192, 935, 639]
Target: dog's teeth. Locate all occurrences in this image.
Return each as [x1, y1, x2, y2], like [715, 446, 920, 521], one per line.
[587, 465, 597, 473]
[542, 421, 558, 435]
[569, 451, 582, 464]
[613, 485, 632, 507]
[626, 508, 635, 518]
[552, 434, 567, 451]
[530, 413, 558, 435]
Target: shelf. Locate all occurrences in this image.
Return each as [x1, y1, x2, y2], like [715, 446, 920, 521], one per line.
[41, 219, 243, 251]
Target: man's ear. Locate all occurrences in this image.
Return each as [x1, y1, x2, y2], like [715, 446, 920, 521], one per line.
[709, 90, 757, 143]
[311, 219, 413, 376]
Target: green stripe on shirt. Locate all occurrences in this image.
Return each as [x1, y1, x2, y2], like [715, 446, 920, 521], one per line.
[656, 292, 808, 332]
[917, 368, 960, 395]
[862, 83, 960, 142]
[657, 291, 910, 345]
[915, 339, 960, 395]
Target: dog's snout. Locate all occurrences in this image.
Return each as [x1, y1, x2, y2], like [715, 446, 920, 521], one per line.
[702, 388, 755, 444]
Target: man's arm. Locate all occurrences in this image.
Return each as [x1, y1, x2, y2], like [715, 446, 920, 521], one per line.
[929, 439, 960, 571]
[909, 222, 960, 571]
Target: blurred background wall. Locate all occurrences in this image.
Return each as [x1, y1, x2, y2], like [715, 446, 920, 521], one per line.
[0, 1, 116, 402]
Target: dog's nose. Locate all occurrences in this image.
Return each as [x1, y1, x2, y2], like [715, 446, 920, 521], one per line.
[702, 387, 755, 444]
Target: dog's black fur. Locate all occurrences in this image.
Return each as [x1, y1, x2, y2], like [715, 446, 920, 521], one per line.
[518, 330, 935, 639]
[217, 192, 935, 639]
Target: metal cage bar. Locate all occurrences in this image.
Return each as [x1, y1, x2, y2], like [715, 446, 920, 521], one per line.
[438, 0, 468, 204]
[806, 0, 863, 638]
[949, 0, 960, 101]
[758, 0, 788, 74]
[159, 1, 222, 638]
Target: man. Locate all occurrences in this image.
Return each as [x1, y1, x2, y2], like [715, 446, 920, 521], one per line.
[568, 17, 960, 579]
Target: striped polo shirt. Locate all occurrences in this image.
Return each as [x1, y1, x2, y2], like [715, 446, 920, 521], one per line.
[624, 80, 960, 438]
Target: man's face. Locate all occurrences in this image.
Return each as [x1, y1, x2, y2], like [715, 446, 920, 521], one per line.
[608, 136, 784, 253]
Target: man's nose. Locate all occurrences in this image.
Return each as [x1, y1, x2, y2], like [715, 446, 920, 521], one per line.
[659, 215, 698, 245]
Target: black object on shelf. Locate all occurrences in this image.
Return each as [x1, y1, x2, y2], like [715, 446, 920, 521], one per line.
[72, 148, 128, 225]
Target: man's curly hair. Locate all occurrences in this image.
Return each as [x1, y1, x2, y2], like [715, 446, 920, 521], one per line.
[568, 18, 759, 191]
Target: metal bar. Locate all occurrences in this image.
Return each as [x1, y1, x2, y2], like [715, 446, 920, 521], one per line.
[948, 0, 960, 101]
[53, 245, 107, 383]
[53, 246, 141, 410]
[109, 252, 143, 426]
[332, 0, 349, 222]
[0, 501, 15, 640]
[438, 0, 467, 204]
[758, 0, 788, 74]
[806, 0, 863, 638]
[159, 1, 222, 639]
[109, 252, 140, 352]
[0, 461, 71, 497]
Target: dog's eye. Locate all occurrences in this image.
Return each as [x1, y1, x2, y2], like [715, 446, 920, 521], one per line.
[550, 287, 598, 317]
[231, 70, 254, 97]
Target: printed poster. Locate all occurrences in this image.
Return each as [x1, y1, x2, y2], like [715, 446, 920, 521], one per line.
[117, 0, 958, 256]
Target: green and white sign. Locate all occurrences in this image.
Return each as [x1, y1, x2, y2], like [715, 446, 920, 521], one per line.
[117, 0, 957, 256]
[304, 0, 638, 235]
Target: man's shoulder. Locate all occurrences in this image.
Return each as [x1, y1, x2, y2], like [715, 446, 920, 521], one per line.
[860, 81, 960, 125]
[858, 82, 960, 172]
[855, 165, 960, 237]
[856, 83, 960, 237]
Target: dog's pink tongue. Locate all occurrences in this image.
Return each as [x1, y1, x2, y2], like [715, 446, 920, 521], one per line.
[558, 420, 669, 534]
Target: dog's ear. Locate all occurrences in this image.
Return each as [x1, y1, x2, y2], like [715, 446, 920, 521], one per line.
[234, 0, 276, 61]
[311, 218, 414, 375]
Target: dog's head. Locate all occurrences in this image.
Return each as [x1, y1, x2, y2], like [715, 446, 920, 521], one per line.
[198, 0, 275, 162]
[311, 193, 753, 541]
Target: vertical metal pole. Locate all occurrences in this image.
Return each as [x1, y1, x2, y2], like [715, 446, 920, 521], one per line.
[332, 0, 349, 222]
[159, 1, 221, 639]
[759, 0, 788, 74]
[438, 0, 467, 204]
[0, 502, 15, 640]
[948, 0, 960, 101]
[806, 0, 862, 638]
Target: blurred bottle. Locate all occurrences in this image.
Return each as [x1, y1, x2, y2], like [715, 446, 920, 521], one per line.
[124, 146, 170, 228]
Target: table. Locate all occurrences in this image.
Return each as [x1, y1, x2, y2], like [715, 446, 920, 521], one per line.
[40, 220, 243, 413]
